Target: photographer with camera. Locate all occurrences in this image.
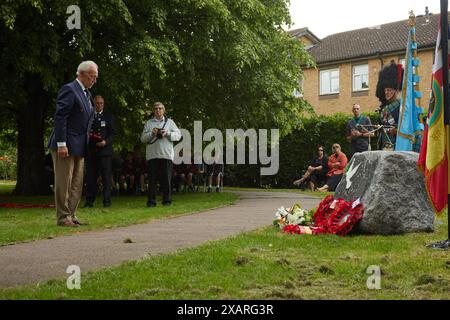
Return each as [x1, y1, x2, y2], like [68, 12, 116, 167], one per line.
[346, 103, 374, 157]
[141, 102, 181, 207]
[83, 95, 115, 208]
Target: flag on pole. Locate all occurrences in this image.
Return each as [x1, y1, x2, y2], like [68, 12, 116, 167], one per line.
[396, 13, 424, 152]
[417, 16, 449, 215]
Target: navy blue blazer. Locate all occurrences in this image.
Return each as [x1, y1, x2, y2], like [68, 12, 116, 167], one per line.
[48, 80, 94, 157]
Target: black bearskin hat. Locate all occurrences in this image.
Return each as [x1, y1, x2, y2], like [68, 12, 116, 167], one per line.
[376, 60, 404, 106]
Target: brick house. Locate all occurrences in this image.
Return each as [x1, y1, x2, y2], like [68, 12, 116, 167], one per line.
[291, 13, 442, 115]
[288, 27, 321, 49]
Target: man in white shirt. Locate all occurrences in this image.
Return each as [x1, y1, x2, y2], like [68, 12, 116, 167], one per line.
[141, 102, 181, 207]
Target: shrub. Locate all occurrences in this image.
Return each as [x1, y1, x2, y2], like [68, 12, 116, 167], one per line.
[225, 112, 379, 188]
[0, 146, 17, 180]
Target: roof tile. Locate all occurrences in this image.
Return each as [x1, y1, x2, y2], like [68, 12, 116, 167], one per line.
[308, 14, 444, 64]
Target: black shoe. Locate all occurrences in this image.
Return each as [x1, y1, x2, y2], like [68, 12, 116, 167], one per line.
[216, 186, 220, 192]
[103, 202, 111, 208]
[82, 203, 93, 208]
[162, 201, 171, 206]
[207, 187, 211, 193]
[146, 201, 156, 207]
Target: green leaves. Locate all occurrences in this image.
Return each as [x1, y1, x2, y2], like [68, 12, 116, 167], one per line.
[1, 0, 315, 180]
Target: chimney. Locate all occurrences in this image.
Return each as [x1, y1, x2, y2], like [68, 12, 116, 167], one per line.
[425, 6, 431, 23]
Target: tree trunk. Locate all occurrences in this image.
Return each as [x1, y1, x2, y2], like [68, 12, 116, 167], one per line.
[13, 74, 51, 195]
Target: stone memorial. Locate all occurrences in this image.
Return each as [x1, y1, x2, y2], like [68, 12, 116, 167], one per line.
[334, 151, 434, 235]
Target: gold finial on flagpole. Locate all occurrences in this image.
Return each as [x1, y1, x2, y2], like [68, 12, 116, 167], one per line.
[408, 10, 416, 27]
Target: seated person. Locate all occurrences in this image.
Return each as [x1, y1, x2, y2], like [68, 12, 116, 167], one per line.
[140, 159, 149, 194]
[206, 162, 224, 192]
[180, 163, 195, 192]
[317, 143, 348, 192]
[132, 146, 147, 194]
[293, 146, 328, 191]
[172, 163, 187, 192]
[119, 152, 135, 194]
[179, 153, 205, 192]
[44, 152, 54, 194]
[189, 161, 205, 192]
[111, 151, 124, 196]
[173, 162, 203, 192]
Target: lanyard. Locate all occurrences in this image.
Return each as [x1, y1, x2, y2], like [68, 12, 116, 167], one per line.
[353, 115, 364, 127]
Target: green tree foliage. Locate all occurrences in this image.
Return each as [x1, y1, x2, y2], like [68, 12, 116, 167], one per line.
[0, 0, 313, 195]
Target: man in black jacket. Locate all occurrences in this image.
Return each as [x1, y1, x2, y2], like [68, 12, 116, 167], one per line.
[83, 95, 115, 208]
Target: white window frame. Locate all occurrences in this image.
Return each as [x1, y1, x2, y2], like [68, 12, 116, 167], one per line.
[293, 78, 304, 98]
[399, 58, 417, 85]
[352, 64, 369, 92]
[320, 68, 339, 95]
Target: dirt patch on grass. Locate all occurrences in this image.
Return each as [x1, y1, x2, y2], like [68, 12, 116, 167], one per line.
[235, 256, 250, 266]
[133, 287, 179, 298]
[283, 280, 296, 289]
[264, 287, 303, 299]
[319, 265, 335, 275]
[415, 274, 450, 292]
[415, 274, 438, 285]
[276, 258, 290, 266]
[208, 285, 223, 293]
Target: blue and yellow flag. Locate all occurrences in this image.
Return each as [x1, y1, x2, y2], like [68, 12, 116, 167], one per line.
[396, 14, 424, 152]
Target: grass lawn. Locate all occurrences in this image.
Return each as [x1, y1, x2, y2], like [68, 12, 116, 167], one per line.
[0, 180, 16, 194]
[1, 211, 448, 299]
[0, 181, 238, 246]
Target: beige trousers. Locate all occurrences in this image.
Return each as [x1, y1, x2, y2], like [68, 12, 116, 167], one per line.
[51, 150, 85, 224]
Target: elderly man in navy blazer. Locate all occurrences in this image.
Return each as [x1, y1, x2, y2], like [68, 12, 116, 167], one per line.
[48, 60, 98, 227]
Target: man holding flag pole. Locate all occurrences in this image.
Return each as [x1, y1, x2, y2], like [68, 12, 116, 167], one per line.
[395, 12, 425, 152]
[418, 0, 450, 249]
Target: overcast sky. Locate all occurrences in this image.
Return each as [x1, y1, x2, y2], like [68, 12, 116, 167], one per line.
[288, 0, 441, 39]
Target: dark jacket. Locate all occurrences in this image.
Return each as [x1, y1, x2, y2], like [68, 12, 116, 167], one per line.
[48, 80, 94, 157]
[88, 111, 115, 157]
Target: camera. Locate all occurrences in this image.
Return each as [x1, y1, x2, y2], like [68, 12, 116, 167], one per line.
[156, 128, 163, 139]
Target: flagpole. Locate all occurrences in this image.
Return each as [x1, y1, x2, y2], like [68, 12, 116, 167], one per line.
[429, 0, 450, 249]
[444, 0, 450, 247]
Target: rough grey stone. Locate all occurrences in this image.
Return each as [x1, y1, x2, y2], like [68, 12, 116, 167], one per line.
[334, 151, 434, 235]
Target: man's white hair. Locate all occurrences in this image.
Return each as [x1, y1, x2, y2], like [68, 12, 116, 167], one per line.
[76, 60, 98, 75]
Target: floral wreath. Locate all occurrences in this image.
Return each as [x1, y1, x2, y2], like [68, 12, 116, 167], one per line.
[275, 195, 364, 236]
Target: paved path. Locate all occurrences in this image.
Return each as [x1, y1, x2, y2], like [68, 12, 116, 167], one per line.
[0, 191, 321, 288]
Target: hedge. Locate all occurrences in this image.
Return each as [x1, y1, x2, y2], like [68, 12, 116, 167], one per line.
[224, 112, 380, 188]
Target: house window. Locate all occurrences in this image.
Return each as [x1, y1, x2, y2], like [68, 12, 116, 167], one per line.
[353, 64, 369, 91]
[320, 68, 339, 95]
[293, 78, 304, 98]
[399, 58, 416, 85]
